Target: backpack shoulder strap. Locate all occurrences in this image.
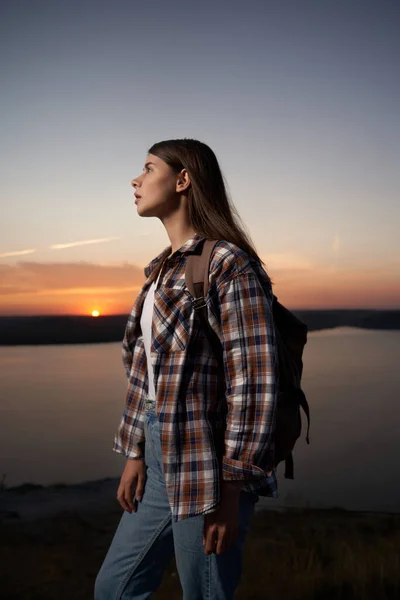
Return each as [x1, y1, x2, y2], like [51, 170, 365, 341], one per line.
[185, 239, 219, 302]
[185, 239, 223, 363]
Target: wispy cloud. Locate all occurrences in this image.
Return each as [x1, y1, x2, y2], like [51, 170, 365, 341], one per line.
[0, 260, 145, 315]
[50, 236, 121, 250]
[0, 249, 36, 258]
[36, 285, 142, 296]
[0, 257, 399, 315]
[0, 261, 143, 294]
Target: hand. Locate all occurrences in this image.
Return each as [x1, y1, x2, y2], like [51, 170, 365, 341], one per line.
[117, 458, 146, 513]
[203, 481, 243, 555]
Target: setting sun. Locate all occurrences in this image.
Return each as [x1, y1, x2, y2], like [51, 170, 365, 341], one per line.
[91, 310, 100, 317]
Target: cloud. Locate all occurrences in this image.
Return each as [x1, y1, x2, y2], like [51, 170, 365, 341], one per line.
[37, 285, 142, 296]
[50, 236, 121, 250]
[0, 257, 399, 315]
[0, 261, 144, 296]
[0, 249, 36, 258]
[272, 261, 400, 309]
[0, 260, 148, 315]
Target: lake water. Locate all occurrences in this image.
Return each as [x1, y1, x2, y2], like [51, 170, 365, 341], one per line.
[0, 327, 399, 513]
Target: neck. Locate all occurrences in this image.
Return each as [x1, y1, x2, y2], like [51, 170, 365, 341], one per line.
[161, 213, 197, 255]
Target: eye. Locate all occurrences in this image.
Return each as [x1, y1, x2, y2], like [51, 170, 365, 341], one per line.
[143, 166, 152, 173]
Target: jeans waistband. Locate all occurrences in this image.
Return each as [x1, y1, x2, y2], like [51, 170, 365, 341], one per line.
[144, 397, 156, 414]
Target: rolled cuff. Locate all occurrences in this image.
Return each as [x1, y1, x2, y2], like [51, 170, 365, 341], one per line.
[222, 456, 271, 481]
[113, 439, 144, 459]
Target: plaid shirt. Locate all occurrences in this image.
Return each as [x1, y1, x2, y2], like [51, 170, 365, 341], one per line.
[114, 233, 278, 521]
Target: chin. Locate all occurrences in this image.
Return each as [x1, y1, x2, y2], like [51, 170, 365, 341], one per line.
[137, 203, 163, 219]
[136, 203, 151, 217]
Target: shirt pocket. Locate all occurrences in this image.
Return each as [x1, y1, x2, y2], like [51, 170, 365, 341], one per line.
[152, 286, 192, 353]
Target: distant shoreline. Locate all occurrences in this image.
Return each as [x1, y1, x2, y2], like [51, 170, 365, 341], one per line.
[1, 476, 399, 523]
[0, 310, 399, 346]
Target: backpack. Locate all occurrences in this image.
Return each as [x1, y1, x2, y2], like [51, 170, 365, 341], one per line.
[185, 239, 311, 480]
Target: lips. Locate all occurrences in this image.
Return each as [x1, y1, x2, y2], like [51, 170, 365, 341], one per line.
[134, 195, 141, 204]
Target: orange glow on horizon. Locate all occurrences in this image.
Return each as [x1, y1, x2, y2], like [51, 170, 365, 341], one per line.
[0, 260, 399, 316]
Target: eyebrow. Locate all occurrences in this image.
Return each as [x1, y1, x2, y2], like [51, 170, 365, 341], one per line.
[144, 161, 156, 169]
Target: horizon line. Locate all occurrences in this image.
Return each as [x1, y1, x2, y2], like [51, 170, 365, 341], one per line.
[1, 307, 400, 319]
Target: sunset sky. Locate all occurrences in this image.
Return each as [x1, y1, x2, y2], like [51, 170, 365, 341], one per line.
[1, 0, 399, 315]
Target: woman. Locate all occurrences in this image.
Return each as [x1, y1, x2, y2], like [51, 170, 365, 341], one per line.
[95, 139, 278, 600]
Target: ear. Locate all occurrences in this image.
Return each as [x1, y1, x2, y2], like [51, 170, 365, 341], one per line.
[176, 168, 191, 194]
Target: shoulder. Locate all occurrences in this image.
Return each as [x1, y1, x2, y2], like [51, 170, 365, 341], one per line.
[208, 240, 261, 289]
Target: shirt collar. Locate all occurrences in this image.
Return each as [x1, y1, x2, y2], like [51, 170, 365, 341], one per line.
[144, 233, 206, 278]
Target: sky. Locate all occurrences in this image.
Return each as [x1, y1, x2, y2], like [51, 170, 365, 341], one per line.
[1, 0, 399, 315]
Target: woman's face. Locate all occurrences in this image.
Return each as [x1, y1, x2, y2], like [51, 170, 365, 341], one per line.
[131, 154, 181, 219]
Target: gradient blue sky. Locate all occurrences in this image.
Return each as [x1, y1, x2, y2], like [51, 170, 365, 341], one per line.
[1, 0, 399, 314]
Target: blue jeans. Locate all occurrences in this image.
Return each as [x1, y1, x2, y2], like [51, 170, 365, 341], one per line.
[95, 400, 258, 600]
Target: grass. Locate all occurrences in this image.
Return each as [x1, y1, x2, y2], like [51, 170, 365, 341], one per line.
[235, 509, 400, 600]
[1, 506, 399, 599]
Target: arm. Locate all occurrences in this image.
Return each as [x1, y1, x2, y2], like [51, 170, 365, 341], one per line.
[216, 271, 278, 482]
[204, 269, 277, 555]
[115, 334, 148, 510]
[113, 336, 147, 459]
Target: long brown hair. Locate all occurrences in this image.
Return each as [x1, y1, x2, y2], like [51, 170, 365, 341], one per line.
[148, 138, 265, 267]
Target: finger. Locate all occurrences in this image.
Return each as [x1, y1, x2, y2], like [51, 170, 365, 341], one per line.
[215, 528, 226, 556]
[117, 488, 132, 513]
[124, 485, 136, 512]
[204, 525, 218, 555]
[135, 475, 145, 502]
[118, 482, 135, 512]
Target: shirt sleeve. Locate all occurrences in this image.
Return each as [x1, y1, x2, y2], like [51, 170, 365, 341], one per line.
[113, 402, 145, 459]
[215, 271, 278, 481]
[113, 336, 147, 459]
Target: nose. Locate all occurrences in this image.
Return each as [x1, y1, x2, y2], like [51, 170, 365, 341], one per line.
[131, 173, 143, 189]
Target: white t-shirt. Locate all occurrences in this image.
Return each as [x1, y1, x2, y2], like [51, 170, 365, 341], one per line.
[140, 268, 163, 400]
